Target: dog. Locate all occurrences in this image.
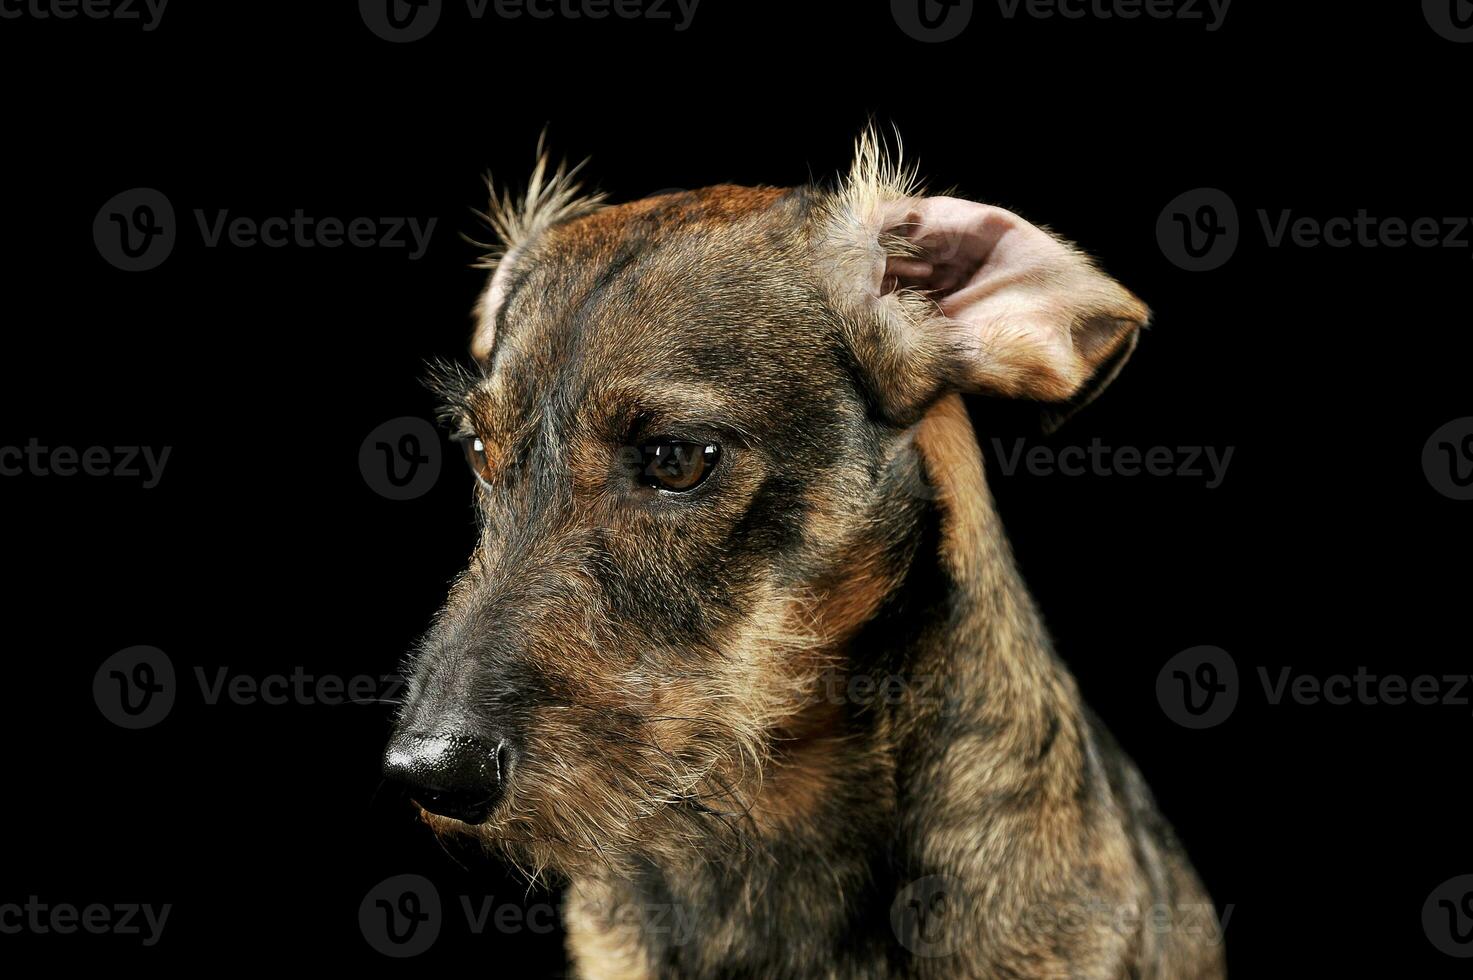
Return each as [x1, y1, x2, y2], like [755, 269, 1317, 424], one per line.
[384, 130, 1227, 978]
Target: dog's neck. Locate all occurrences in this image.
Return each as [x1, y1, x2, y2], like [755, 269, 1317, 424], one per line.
[565, 395, 1093, 976]
[896, 393, 1086, 780]
[753, 393, 1085, 841]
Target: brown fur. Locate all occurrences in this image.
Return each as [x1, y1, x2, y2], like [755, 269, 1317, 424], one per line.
[392, 133, 1226, 978]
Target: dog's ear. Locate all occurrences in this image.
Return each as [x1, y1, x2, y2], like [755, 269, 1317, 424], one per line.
[886, 195, 1147, 402]
[471, 139, 607, 362]
[817, 139, 1148, 424]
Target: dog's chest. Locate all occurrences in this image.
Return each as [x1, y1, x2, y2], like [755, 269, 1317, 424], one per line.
[563, 853, 905, 980]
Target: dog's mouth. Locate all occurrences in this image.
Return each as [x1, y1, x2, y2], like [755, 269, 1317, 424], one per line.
[410, 787, 501, 825]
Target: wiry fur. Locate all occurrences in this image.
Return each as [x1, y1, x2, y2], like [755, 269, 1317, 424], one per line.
[471, 133, 608, 273]
[391, 129, 1225, 978]
[412, 573, 827, 886]
[816, 127, 1149, 423]
[812, 127, 951, 420]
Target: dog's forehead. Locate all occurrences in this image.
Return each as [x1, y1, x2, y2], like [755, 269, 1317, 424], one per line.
[474, 185, 836, 415]
[486, 188, 810, 342]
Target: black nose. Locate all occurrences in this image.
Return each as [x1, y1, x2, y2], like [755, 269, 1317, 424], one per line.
[383, 730, 510, 824]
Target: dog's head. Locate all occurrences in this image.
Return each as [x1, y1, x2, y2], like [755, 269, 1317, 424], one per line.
[385, 132, 1148, 877]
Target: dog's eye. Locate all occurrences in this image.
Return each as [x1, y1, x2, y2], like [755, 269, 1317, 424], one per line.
[641, 442, 719, 492]
[461, 435, 493, 485]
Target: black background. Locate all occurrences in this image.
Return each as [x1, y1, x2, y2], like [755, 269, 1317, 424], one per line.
[1, 1, 1468, 975]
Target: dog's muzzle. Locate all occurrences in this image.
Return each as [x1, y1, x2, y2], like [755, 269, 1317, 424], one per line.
[382, 729, 511, 824]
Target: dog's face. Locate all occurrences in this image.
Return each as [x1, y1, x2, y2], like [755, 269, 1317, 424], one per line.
[386, 138, 1148, 877]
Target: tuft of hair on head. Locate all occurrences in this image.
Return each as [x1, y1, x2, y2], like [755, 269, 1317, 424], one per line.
[815, 123, 1151, 426]
[470, 130, 609, 271]
[839, 121, 926, 226]
[810, 124, 952, 416]
[812, 124, 933, 310]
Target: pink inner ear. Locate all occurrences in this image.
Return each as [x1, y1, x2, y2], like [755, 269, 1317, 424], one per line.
[878, 196, 1146, 401]
[884, 198, 1052, 301]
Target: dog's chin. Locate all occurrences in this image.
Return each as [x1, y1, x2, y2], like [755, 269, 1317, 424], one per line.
[417, 807, 487, 835]
[415, 792, 742, 881]
[414, 801, 603, 876]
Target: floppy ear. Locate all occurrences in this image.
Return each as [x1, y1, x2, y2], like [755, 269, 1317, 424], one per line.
[882, 196, 1147, 410]
[817, 145, 1149, 426]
